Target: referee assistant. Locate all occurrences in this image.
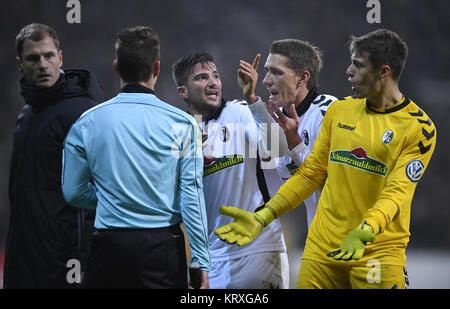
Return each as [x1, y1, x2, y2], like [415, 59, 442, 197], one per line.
[61, 26, 210, 288]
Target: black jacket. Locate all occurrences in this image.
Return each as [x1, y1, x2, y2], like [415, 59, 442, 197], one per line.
[5, 69, 103, 288]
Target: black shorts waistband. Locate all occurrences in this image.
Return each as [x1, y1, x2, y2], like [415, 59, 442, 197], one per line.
[93, 223, 182, 235]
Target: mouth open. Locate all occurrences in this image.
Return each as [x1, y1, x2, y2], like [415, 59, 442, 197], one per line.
[205, 90, 219, 100]
[268, 90, 279, 103]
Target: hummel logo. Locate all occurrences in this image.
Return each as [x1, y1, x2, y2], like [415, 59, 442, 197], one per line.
[337, 122, 356, 131]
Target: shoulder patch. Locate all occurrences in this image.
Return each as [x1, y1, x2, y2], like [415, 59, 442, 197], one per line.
[406, 159, 424, 182]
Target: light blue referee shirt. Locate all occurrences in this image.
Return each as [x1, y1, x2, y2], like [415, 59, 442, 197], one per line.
[61, 86, 210, 270]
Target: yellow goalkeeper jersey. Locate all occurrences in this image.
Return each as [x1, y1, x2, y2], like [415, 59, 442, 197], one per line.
[277, 96, 436, 266]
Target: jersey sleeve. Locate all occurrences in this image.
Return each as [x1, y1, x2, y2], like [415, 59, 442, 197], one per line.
[363, 118, 437, 234]
[247, 97, 288, 158]
[62, 121, 98, 209]
[287, 141, 310, 167]
[177, 121, 211, 271]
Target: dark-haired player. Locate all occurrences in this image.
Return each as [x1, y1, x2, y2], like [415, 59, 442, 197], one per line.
[173, 52, 289, 288]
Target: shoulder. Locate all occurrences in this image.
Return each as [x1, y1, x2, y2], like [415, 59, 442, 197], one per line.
[224, 99, 249, 110]
[56, 69, 103, 117]
[221, 99, 253, 119]
[309, 93, 340, 117]
[403, 98, 437, 145]
[326, 96, 363, 113]
[80, 94, 198, 128]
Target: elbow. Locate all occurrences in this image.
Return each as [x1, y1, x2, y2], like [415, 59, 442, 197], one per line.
[62, 185, 78, 207]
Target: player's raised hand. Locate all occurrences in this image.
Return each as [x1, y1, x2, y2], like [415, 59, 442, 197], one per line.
[214, 205, 265, 247]
[265, 101, 302, 150]
[238, 54, 261, 104]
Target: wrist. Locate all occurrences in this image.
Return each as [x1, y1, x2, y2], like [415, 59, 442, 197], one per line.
[245, 94, 258, 104]
[255, 206, 277, 227]
[361, 222, 374, 233]
[362, 219, 378, 234]
[287, 134, 302, 150]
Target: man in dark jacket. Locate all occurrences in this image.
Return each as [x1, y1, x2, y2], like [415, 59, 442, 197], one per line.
[4, 23, 103, 288]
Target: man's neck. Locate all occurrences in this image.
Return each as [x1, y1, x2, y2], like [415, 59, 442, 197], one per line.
[367, 81, 403, 109]
[120, 79, 156, 92]
[293, 87, 309, 109]
[188, 107, 211, 125]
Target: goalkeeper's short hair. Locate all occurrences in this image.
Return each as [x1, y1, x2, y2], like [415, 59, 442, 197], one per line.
[349, 28, 408, 81]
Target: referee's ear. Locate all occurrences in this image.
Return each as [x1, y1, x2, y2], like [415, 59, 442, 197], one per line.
[152, 61, 160, 78]
[177, 85, 188, 100]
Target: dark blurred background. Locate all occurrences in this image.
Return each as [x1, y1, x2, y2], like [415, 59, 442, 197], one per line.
[0, 0, 449, 288]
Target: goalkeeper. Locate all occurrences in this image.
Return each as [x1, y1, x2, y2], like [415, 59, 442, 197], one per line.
[215, 29, 437, 289]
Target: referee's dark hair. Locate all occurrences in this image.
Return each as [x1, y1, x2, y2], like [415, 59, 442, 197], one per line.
[115, 26, 160, 84]
[270, 39, 323, 90]
[349, 29, 408, 81]
[172, 52, 215, 87]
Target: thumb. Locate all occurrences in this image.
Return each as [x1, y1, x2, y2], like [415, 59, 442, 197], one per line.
[358, 229, 375, 242]
[219, 205, 245, 219]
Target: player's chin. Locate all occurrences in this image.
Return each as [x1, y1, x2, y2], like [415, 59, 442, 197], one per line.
[205, 97, 222, 110]
[268, 97, 282, 109]
[352, 89, 367, 99]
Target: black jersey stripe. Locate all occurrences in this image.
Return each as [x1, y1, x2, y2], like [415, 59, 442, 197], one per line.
[319, 99, 333, 108]
[418, 141, 432, 154]
[422, 128, 435, 141]
[417, 118, 432, 126]
[312, 95, 326, 105]
[409, 110, 424, 117]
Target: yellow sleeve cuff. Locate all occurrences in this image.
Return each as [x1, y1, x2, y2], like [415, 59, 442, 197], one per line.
[263, 193, 293, 219]
[363, 198, 399, 235]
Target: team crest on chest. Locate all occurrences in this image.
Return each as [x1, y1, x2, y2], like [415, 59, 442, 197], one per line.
[301, 130, 309, 146]
[382, 130, 394, 144]
[220, 126, 230, 142]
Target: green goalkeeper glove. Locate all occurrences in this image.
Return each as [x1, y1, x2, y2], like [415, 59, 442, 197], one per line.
[327, 222, 375, 261]
[214, 205, 276, 247]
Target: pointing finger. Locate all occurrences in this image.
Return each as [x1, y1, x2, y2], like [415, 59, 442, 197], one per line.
[252, 54, 261, 70]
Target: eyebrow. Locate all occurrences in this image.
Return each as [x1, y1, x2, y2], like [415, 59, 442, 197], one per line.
[351, 58, 364, 65]
[24, 50, 56, 58]
[193, 69, 220, 77]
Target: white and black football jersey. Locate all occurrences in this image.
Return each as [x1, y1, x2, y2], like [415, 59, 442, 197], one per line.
[201, 100, 287, 261]
[263, 90, 338, 227]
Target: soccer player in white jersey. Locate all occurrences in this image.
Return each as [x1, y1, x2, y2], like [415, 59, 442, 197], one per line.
[238, 39, 337, 227]
[172, 52, 289, 288]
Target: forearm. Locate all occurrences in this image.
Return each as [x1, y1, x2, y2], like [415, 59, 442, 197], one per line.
[248, 97, 288, 157]
[179, 136, 211, 271]
[363, 198, 399, 234]
[181, 206, 211, 271]
[180, 183, 211, 271]
[258, 193, 293, 223]
[61, 148, 97, 209]
[287, 142, 310, 167]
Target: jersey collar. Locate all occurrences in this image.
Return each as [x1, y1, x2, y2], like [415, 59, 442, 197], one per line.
[366, 96, 410, 114]
[282, 87, 318, 118]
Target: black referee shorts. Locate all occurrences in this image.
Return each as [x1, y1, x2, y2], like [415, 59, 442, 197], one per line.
[83, 224, 188, 289]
